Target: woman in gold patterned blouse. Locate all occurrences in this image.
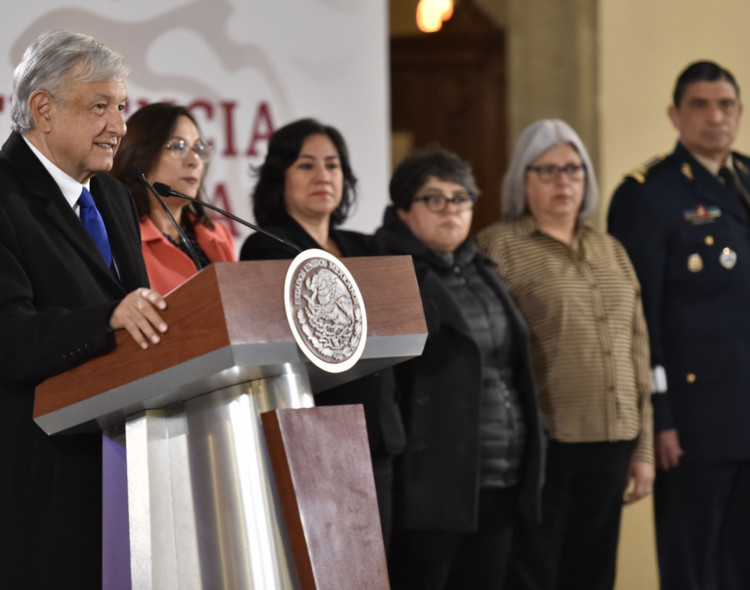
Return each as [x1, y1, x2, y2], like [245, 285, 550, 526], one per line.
[477, 119, 654, 590]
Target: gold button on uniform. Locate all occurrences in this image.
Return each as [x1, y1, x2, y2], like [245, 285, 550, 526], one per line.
[704, 235, 714, 246]
[686, 373, 696, 384]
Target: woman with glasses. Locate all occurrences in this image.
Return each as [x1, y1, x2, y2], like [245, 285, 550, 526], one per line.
[240, 117, 406, 552]
[375, 146, 544, 590]
[477, 119, 654, 590]
[112, 102, 235, 294]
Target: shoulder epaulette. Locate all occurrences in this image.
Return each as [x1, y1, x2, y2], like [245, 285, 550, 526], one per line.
[623, 153, 668, 184]
[732, 150, 750, 174]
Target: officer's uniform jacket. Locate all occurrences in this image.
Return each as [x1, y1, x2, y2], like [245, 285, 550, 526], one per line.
[608, 141, 750, 460]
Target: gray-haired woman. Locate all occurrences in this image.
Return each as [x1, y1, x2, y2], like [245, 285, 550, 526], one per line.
[478, 119, 654, 590]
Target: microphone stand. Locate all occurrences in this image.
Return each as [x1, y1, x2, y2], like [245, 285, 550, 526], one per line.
[127, 168, 204, 271]
[152, 182, 302, 254]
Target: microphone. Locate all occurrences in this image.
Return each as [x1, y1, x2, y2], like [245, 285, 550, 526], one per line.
[126, 167, 204, 271]
[152, 182, 302, 254]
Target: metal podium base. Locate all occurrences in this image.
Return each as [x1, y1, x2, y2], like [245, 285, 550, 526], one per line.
[125, 363, 314, 590]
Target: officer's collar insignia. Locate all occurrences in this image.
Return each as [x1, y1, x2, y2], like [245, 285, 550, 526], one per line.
[681, 163, 693, 181]
[684, 204, 721, 224]
[736, 159, 749, 174]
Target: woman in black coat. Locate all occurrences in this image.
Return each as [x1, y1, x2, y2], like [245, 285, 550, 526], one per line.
[374, 146, 544, 590]
[239, 118, 405, 549]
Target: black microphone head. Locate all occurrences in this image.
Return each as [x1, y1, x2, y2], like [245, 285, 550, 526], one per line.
[125, 166, 147, 183]
[153, 182, 173, 197]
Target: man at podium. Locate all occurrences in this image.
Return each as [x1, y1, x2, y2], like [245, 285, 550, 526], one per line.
[0, 30, 168, 587]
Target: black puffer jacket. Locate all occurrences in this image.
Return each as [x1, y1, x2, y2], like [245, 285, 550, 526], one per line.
[375, 206, 545, 531]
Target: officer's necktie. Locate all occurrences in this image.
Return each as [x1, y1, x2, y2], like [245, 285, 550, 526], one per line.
[78, 186, 112, 267]
[718, 166, 750, 215]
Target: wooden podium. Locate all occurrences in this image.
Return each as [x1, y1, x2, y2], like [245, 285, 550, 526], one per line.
[34, 258, 426, 590]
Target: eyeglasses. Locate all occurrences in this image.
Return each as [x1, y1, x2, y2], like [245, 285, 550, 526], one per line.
[526, 163, 586, 183]
[412, 192, 476, 213]
[164, 139, 213, 163]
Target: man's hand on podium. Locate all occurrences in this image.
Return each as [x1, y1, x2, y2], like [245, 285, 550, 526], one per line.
[110, 288, 168, 349]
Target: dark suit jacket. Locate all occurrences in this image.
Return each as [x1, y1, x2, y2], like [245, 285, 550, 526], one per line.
[608, 142, 750, 461]
[0, 132, 149, 587]
[240, 212, 406, 456]
[375, 208, 544, 532]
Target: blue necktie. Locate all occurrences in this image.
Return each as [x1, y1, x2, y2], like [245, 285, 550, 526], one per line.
[78, 186, 112, 267]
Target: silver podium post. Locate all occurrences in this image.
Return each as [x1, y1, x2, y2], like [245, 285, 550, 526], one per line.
[127, 365, 313, 590]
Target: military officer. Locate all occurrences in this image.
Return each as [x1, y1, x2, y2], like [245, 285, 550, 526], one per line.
[608, 60, 750, 590]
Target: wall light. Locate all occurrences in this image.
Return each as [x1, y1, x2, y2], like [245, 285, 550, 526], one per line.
[416, 0, 454, 33]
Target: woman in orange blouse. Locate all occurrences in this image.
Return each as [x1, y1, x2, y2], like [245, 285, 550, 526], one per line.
[112, 103, 235, 294]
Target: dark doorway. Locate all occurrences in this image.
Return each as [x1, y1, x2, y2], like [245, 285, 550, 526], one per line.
[390, 1, 507, 232]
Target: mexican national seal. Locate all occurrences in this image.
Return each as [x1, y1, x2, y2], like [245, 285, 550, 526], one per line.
[284, 249, 367, 373]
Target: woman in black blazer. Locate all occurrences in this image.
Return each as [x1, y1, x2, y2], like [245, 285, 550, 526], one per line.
[240, 118, 406, 549]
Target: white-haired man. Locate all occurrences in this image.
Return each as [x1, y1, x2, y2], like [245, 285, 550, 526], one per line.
[0, 30, 168, 586]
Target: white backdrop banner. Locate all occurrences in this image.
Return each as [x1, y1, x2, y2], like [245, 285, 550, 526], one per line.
[0, 0, 390, 247]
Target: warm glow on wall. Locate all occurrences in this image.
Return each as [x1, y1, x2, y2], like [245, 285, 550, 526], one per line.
[416, 0, 454, 33]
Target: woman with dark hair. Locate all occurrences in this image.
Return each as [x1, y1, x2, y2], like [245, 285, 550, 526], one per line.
[239, 117, 406, 549]
[240, 117, 361, 258]
[375, 145, 544, 589]
[112, 102, 235, 294]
